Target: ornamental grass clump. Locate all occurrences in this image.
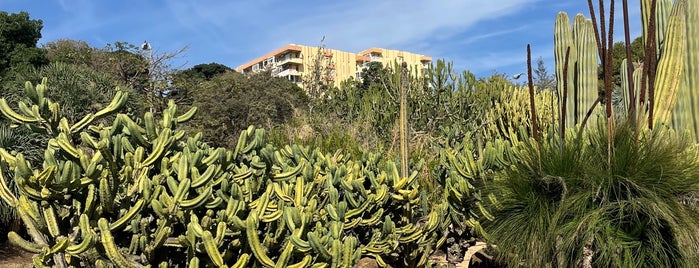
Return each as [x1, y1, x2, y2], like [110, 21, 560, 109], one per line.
[486, 120, 699, 267]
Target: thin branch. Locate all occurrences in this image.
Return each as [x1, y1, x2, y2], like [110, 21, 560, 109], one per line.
[578, 96, 603, 138]
[605, 0, 615, 120]
[587, 0, 605, 60]
[599, 0, 608, 60]
[622, 0, 636, 122]
[606, 0, 615, 166]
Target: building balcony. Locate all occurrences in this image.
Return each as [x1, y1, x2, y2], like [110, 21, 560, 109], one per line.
[276, 57, 303, 66]
[276, 69, 303, 77]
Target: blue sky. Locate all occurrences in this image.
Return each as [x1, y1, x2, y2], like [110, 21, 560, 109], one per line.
[1, 0, 642, 78]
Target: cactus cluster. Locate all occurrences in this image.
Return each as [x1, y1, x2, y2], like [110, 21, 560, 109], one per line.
[0, 79, 479, 267]
[476, 85, 557, 143]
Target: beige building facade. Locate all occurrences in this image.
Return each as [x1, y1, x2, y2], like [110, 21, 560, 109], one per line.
[235, 44, 431, 89]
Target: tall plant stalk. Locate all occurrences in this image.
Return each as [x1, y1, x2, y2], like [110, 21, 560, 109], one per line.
[399, 62, 409, 179]
[527, 44, 539, 143]
[561, 47, 570, 154]
[622, 0, 636, 123]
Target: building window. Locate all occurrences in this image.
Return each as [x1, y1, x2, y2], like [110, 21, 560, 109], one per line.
[262, 56, 275, 68]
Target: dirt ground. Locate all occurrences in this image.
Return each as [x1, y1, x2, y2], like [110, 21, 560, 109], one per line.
[0, 240, 492, 268]
[0, 241, 34, 268]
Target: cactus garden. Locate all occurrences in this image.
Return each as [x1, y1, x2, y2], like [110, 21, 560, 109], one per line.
[2, 0, 699, 267]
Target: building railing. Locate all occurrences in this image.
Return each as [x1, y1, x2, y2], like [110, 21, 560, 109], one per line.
[276, 57, 303, 66]
[276, 69, 302, 77]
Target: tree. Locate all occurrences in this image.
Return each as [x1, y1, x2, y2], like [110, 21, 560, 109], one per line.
[186, 72, 308, 148]
[84, 41, 189, 114]
[178, 62, 233, 81]
[360, 62, 392, 92]
[302, 42, 335, 112]
[137, 42, 189, 114]
[607, 36, 644, 87]
[43, 39, 95, 66]
[533, 57, 556, 91]
[90, 42, 150, 90]
[42, 39, 189, 114]
[0, 11, 48, 79]
[172, 63, 234, 106]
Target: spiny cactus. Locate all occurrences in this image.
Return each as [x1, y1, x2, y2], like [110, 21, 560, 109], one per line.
[0, 78, 461, 267]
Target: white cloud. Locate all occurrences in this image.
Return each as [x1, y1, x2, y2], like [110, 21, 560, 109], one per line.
[459, 25, 530, 45]
[272, 0, 540, 52]
[454, 45, 554, 76]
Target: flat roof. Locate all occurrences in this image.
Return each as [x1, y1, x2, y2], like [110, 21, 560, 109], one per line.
[355, 55, 371, 62]
[235, 44, 303, 71]
[358, 47, 383, 55]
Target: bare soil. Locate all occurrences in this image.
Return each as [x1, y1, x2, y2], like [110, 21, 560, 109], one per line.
[0, 241, 34, 268]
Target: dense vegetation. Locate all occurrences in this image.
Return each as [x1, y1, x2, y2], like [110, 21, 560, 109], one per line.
[0, 0, 698, 267]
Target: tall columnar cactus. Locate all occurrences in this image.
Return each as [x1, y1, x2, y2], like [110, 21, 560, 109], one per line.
[653, 0, 687, 126]
[655, 0, 674, 58]
[673, 0, 699, 142]
[555, 12, 578, 128]
[628, 0, 691, 130]
[621, 59, 631, 112]
[686, 0, 699, 141]
[574, 15, 600, 124]
[554, 0, 694, 137]
[553, 13, 600, 128]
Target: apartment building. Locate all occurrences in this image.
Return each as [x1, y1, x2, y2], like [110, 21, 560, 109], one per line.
[235, 44, 431, 89]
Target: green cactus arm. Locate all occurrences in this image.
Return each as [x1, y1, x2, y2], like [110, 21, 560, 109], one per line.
[689, 0, 699, 140]
[652, 0, 687, 126]
[0, 164, 18, 206]
[98, 218, 142, 268]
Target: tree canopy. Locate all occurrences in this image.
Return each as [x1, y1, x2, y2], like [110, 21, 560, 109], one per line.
[0, 11, 48, 79]
[177, 62, 233, 81]
[184, 71, 308, 148]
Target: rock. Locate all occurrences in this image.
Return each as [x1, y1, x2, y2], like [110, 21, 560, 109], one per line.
[354, 257, 379, 268]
